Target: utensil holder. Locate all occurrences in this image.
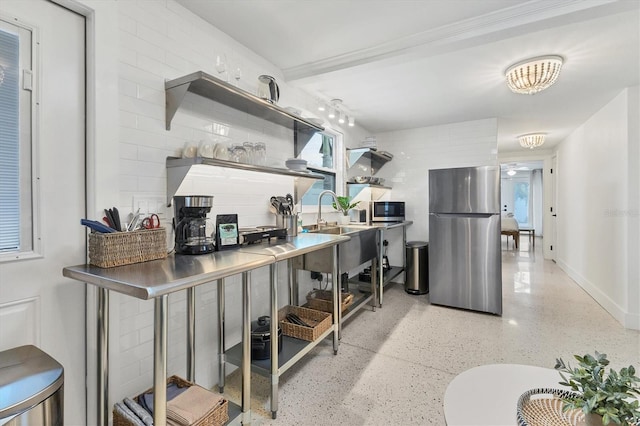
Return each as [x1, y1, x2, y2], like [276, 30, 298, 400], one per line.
[276, 213, 297, 237]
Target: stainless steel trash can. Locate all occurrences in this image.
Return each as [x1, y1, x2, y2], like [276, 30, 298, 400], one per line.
[405, 241, 429, 294]
[0, 345, 64, 426]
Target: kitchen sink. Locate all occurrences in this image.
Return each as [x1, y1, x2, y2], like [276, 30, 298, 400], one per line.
[304, 226, 365, 235]
[293, 225, 378, 273]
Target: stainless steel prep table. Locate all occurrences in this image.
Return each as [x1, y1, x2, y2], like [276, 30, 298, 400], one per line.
[229, 233, 350, 419]
[343, 221, 413, 307]
[371, 221, 413, 306]
[63, 251, 275, 426]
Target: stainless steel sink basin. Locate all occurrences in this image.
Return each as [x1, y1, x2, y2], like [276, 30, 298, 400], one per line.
[305, 226, 364, 235]
[293, 225, 378, 273]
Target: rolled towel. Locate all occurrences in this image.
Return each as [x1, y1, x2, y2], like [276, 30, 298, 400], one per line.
[166, 385, 223, 425]
[124, 397, 153, 426]
[114, 401, 146, 426]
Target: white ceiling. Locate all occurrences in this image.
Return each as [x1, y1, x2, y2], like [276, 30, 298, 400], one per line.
[176, 0, 640, 153]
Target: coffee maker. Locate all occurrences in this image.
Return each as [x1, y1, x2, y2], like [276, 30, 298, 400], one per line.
[173, 195, 215, 255]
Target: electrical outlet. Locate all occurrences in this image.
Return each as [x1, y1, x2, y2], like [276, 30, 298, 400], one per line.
[132, 196, 166, 218]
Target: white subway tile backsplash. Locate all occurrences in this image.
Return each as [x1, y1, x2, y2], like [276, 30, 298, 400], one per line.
[119, 47, 137, 67]
[119, 93, 165, 121]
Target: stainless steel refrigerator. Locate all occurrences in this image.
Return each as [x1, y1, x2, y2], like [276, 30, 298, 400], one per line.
[428, 166, 502, 315]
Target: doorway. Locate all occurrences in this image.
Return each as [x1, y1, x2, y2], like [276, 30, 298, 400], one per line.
[500, 161, 544, 247]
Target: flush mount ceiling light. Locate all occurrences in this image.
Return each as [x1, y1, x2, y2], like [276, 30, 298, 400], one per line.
[348, 116, 355, 127]
[518, 133, 546, 149]
[507, 169, 517, 176]
[505, 55, 563, 95]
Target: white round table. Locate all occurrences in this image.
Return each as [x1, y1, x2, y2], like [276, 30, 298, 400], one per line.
[444, 364, 562, 426]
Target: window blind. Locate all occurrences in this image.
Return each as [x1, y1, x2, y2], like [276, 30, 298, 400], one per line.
[0, 29, 20, 252]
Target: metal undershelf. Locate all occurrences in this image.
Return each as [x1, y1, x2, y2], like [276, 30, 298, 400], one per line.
[225, 327, 334, 377]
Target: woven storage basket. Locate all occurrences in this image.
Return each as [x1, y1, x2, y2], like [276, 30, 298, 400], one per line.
[306, 289, 354, 314]
[113, 375, 228, 426]
[278, 305, 332, 342]
[517, 388, 586, 426]
[88, 228, 167, 268]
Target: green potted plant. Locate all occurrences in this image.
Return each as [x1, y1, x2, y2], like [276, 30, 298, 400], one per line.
[554, 351, 640, 425]
[332, 196, 360, 223]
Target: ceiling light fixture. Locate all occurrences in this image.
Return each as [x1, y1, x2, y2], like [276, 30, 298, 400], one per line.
[518, 133, 546, 149]
[505, 55, 563, 95]
[338, 112, 345, 124]
[507, 169, 517, 176]
[317, 100, 325, 112]
[348, 116, 355, 127]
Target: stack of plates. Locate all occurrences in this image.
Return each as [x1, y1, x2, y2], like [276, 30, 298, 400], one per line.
[285, 158, 308, 171]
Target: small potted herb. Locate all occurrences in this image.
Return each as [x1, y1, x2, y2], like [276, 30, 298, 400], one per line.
[332, 196, 359, 224]
[554, 351, 640, 425]
[332, 196, 359, 215]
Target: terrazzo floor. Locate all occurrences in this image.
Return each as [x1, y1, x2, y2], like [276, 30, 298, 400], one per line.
[223, 236, 640, 425]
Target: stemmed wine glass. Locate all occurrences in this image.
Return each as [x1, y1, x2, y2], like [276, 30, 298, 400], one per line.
[233, 66, 242, 87]
[215, 54, 227, 82]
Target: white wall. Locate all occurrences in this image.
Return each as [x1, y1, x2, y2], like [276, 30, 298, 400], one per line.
[555, 87, 639, 330]
[74, 0, 370, 417]
[373, 118, 498, 265]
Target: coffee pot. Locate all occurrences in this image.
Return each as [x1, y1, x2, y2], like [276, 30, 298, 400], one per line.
[257, 75, 279, 104]
[173, 195, 215, 255]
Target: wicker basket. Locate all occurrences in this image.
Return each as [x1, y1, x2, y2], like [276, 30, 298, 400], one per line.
[88, 228, 167, 268]
[516, 388, 585, 426]
[278, 305, 332, 342]
[113, 375, 228, 426]
[306, 289, 354, 314]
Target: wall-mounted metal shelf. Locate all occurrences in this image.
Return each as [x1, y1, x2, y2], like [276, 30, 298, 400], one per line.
[166, 156, 324, 205]
[346, 148, 393, 175]
[165, 71, 323, 155]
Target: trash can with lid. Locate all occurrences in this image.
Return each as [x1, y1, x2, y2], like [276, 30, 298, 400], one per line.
[405, 241, 429, 295]
[0, 345, 64, 426]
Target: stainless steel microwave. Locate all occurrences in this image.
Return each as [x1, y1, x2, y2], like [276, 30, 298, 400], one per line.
[371, 201, 405, 223]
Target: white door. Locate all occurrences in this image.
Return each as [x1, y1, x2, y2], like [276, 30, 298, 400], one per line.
[0, 1, 86, 424]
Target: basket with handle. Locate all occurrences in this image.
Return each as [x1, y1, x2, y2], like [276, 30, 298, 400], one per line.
[306, 289, 354, 314]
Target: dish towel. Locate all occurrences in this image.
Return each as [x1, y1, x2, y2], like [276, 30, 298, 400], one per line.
[123, 397, 153, 426]
[166, 385, 223, 425]
[114, 401, 146, 426]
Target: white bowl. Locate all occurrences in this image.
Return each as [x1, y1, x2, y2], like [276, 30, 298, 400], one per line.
[285, 158, 308, 171]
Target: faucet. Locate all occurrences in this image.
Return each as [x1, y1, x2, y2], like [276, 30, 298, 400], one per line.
[317, 190, 342, 228]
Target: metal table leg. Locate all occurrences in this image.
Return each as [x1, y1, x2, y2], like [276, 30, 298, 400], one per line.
[217, 279, 225, 393]
[97, 288, 109, 426]
[371, 257, 377, 312]
[241, 272, 252, 425]
[288, 260, 297, 306]
[270, 263, 279, 419]
[186, 287, 195, 382]
[332, 245, 339, 354]
[378, 228, 385, 307]
[153, 295, 168, 426]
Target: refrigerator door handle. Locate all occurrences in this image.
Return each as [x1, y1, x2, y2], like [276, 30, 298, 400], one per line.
[431, 213, 497, 218]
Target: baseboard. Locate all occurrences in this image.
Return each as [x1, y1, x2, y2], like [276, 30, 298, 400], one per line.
[556, 259, 638, 330]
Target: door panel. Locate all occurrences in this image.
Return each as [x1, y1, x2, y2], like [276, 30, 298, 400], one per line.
[0, 1, 85, 424]
[428, 213, 502, 314]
